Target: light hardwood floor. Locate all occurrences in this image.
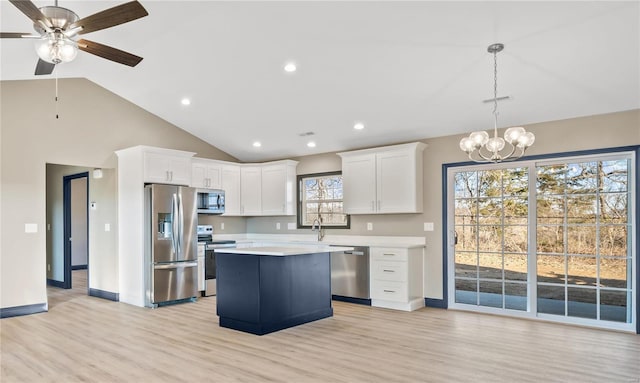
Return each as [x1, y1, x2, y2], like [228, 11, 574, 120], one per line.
[1, 271, 639, 382]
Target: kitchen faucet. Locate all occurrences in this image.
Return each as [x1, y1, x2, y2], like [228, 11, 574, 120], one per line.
[311, 217, 325, 241]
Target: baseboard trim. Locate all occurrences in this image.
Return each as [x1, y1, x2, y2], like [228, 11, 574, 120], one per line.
[71, 264, 88, 270]
[0, 302, 48, 319]
[89, 288, 119, 302]
[425, 298, 447, 309]
[46, 279, 65, 288]
[332, 295, 372, 306]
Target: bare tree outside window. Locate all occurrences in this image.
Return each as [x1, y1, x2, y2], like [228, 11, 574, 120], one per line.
[297, 172, 350, 228]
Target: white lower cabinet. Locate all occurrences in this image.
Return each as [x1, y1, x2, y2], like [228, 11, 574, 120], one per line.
[370, 246, 424, 311]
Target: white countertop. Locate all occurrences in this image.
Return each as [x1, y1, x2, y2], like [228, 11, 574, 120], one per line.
[210, 234, 426, 249]
[215, 245, 354, 256]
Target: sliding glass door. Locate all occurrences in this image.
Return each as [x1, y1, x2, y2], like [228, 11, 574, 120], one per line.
[448, 152, 636, 331]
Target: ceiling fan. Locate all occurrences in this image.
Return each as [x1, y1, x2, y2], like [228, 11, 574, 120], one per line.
[1, 0, 148, 75]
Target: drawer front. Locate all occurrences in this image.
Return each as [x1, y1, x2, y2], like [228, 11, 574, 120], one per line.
[371, 247, 408, 262]
[372, 261, 407, 282]
[371, 281, 408, 302]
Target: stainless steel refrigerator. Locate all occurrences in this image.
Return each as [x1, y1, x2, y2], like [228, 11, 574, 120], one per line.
[144, 184, 198, 307]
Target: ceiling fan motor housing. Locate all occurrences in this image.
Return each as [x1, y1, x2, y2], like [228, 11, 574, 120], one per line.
[34, 6, 79, 34]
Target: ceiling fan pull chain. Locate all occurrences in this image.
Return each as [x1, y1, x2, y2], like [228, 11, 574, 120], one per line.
[55, 74, 59, 119]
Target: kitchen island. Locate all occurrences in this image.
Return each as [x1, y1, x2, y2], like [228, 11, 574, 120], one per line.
[215, 246, 353, 335]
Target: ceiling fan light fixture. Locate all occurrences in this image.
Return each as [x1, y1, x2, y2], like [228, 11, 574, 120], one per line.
[35, 32, 77, 64]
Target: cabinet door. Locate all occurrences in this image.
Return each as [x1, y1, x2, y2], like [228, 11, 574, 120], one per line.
[376, 149, 419, 213]
[341, 154, 376, 214]
[261, 164, 287, 215]
[221, 165, 241, 215]
[168, 157, 191, 186]
[192, 162, 207, 188]
[240, 166, 262, 216]
[206, 164, 222, 189]
[144, 152, 171, 183]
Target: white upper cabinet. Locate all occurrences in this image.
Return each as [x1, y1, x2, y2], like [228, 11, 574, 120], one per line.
[261, 160, 298, 216]
[189, 157, 299, 217]
[221, 164, 241, 216]
[191, 159, 222, 189]
[338, 142, 426, 214]
[240, 166, 262, 216]
[141, 148, 195, 186]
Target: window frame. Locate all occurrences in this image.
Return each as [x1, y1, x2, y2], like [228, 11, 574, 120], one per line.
[296, 171, 350, 229]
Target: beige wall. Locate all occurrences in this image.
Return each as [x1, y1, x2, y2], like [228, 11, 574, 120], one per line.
[248, 109, 640, 299]
[1, 78, 237, 309]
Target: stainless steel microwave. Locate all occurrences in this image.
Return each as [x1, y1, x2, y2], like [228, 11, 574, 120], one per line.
[196, 189, 225, 215]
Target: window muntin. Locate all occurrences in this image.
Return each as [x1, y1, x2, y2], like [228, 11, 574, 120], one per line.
[297, 172, 349, 228]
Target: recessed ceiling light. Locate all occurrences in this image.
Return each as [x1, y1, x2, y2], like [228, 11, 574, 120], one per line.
[284, 62, 297, 73]
[307, 141, 316, 148]
[181, 98, 191, 106]
[253, 141, 262, 148]
[353, 122, 365, 130]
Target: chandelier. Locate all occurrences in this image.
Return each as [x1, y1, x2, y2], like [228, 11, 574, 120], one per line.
[459, 43, 535, 162]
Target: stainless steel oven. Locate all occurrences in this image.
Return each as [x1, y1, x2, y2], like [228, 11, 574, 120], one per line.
[203, 241, 236, 296]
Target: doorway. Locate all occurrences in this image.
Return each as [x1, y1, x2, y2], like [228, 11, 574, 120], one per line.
[63, 172, 89, 290]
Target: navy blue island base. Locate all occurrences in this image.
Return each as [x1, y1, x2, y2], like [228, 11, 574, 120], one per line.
[215, 250, 333, 335]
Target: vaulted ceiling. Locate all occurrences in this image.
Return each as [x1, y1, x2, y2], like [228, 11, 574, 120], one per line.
[2, 1, 638, 161]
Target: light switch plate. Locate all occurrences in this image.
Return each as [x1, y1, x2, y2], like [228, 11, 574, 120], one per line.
[276, 222, 281, 230]
[367, 222, 373, 231]
[221, 222, 225, 230]
[105, 223, 111, 232]
[25, 223, 38, 233]
[424, 222, 434, 231]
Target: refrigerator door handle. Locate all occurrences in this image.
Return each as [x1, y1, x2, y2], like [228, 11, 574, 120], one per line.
[178, 192, 184, 260]
[171, 193, 179, 256]
[154, 261, 198, 270]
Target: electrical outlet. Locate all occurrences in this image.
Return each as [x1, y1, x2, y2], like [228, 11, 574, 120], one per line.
[367, 222, 373, 231]
[25, 223, 37, 233]
[276, 222, 281, 230]
[221, 222, 225, 230]
[424, 222, 434, 231]
[105, 223, 111, 232]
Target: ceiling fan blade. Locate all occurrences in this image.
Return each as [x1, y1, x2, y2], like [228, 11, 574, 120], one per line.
[8, 0, 52, 29]
[0, 32, 33, 38]
[77, 39, 143, 67]
[35, 59, 55, 75]
[70, 1, 148, 35]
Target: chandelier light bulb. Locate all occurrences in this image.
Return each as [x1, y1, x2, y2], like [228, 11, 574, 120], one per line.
[504, 127, 525, 144]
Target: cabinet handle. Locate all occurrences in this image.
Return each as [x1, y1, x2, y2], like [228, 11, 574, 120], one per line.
[383, 269, 395, 273]
[383, 289, 396, 293]
[383, 253, 396, 256]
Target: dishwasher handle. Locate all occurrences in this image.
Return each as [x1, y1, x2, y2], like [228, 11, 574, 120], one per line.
[343, 250, 365, 256]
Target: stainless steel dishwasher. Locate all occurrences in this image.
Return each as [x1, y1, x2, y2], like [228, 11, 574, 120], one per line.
[330, 245, 370, 301]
